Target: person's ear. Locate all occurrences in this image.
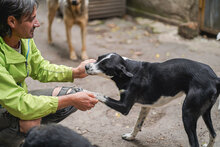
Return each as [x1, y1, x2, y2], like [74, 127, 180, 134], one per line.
[7, 16, 17, 29]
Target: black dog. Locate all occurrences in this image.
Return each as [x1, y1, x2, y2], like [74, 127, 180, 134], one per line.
[85, 53, 220, 147]
[23, 124, 94, 147]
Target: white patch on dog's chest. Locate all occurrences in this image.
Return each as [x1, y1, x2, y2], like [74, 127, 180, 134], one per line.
[137, 92, 184, 108]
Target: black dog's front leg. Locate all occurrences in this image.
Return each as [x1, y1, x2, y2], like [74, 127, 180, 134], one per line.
[104, 92, 135, 115]
[83, 89, 135, 115]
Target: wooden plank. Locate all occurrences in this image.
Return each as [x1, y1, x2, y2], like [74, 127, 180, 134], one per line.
[89, 6, 126, 12]
[199, 0, 220, 35]
[89, 5, 125, 9]
[89, 11, 125, 16]
[90, 0, 125, 3]
[89, 1, 125, 5]
[89, 3, 125, 8]
[88, 0, 126, 19]
[90, 12, 122, 16]
[89, 13, 124, 19]
[89, 10, 124, 16]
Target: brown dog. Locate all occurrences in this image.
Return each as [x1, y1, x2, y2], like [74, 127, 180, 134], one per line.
[47, 0, 89, 60]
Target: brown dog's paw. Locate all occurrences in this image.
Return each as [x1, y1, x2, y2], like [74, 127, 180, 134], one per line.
[81, 51, 88, 60]
[48, 39, 52, 45]
[70, 52, 78, 60]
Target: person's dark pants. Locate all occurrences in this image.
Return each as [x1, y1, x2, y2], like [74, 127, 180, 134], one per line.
[0, 86, 81, 147]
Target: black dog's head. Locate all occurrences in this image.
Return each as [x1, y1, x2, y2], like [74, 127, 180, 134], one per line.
[23, 124, 95, 147]
[85, 53, 133, 79]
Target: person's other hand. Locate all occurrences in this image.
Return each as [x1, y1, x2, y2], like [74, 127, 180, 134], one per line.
[71, 92, 98, 111]
[19, 118, 41, 133]
[72, 59, 96, 78]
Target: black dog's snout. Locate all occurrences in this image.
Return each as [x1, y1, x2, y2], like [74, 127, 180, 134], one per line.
[85, 64, 90, 70]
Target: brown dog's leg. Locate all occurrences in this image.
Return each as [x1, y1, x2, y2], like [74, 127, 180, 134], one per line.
[80, 19, 88, 60]
[47, 0, 59, 44]
[64, 19, 77, 60]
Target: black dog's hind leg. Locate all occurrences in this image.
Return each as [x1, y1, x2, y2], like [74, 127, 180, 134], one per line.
[202, 88, 218, 147]
[182, 92, 201, 147]
[202, 106, 216, 147]
[182, 110, 200, 147]
[182, 87, 218, 147]
[122, 107, 151, 141]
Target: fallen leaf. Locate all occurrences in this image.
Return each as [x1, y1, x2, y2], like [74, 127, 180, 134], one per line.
[115, 112, 120, 117]
[111, 26, 120, 32]
[89, 20, 103, 26]
[126, 39, 132, 44]
[135, 35, 142, 40]
[96, 35, 102, 39]
[144, 31, 150, 36]
[132, 26, 137, 30]
[134, 51, 143, 56]
[107, 23, 116, 28]
[94, 27, 101, 32]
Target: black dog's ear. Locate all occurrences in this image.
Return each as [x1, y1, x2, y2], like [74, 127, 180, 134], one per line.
[118, 65, 133, 78]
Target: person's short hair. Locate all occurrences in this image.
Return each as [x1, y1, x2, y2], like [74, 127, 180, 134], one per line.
[0, 0, 38, 37]
[22, 124, 95, 147]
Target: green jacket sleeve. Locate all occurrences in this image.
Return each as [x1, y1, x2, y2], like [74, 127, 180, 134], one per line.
[0, 64, 58, 120]
[28, 39, 73, 83]
[0, 38, 74, 120]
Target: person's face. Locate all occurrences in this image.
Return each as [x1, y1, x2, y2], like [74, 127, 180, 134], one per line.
[12, 7, 40, 39]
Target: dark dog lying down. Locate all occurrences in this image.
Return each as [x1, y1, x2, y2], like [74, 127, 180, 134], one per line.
[23, 124, 94, 147]
[85, 53, 220, 147]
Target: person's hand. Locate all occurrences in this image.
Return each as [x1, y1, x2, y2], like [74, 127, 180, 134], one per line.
[72, 59, 96, 79]
[71, 92, 98, 111]
[19, 118, 41, 133]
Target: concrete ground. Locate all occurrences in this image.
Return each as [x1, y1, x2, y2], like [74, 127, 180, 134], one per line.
[27, 0, 220, 146]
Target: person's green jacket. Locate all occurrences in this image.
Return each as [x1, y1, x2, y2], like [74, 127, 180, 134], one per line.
[0, 37, 73, 120]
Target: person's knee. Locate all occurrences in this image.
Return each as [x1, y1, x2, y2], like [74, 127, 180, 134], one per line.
[19, 118, 42, 134]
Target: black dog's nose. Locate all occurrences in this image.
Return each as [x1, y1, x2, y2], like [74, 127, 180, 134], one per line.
[85, 64, 89, 70]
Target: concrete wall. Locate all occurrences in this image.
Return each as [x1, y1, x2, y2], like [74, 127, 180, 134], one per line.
[127, 0, 199, 25]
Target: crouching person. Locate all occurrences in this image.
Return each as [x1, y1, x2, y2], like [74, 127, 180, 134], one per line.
[0, 0, 98, 146]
